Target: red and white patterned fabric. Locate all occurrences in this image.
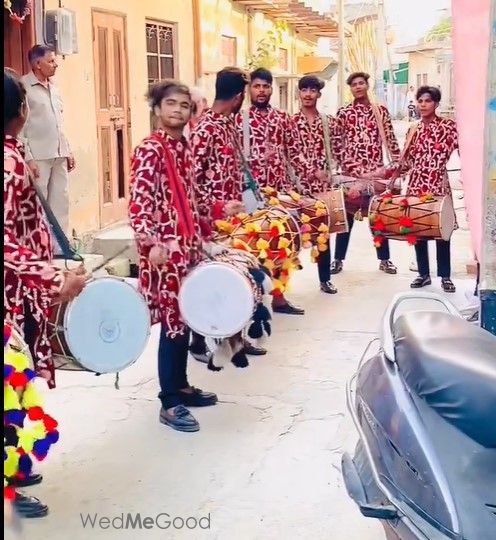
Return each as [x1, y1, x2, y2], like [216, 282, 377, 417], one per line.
[335, 102, 400, 176]
[234, 105, 300, 193]
[4, 135, 65, 389]
[402, 117, 459, 196]
[128, 129, 204, 338]
[291, 112, 343, 194]
[190, 109, 244, 223]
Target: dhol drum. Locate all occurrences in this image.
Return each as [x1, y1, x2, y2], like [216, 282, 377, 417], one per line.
[215, 206, 302, 271]
[48, 276, 151, 373]
[315, 187, 349, 234]
[333, 173, 401, 217]
[368, 194, 456, 241]
[264, 191, 330, 247]
[178, 253, 263, 339]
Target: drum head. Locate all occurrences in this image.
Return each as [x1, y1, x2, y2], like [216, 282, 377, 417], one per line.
[63, 277, 151, 373]
[440, 196, 456, 241]
[179, 262, 255, 338]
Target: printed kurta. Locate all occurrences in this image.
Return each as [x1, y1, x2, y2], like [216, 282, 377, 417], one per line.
[234, 105, 299, 193]
[128, 130, 204, 337]
[402, 117, 459, 196]
[291, 112, 342, 194]
[4, 136, 65, 388]
[335, 102, 400, 176]
[190, 110, 244, 223]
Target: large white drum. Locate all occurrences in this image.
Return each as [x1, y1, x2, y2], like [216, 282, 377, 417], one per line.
[178, 260, 258, 339]
[48, 277, 151, 373]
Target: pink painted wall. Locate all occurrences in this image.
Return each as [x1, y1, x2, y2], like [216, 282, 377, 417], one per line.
[452, 0, 492, 261]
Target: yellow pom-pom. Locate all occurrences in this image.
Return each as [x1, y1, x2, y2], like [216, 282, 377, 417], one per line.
[20, 382, 43, 410]
[256, 238, 270, 250]
[302, 233, 312, 243]
[317, 234, 328, 244]
[4, 447, 20, 479]
[318, 243, 328, 252]
[5, 350, 30, 372]
[259, 249, 268, 260]
[315, 200, 327, 209]
[4, 385, 21, 411]
[268, 197, 280, 206]
[300, 214, 310, 224]
[215, 220, 235, 234]
[315, 208, 328, 218]
[278, 237, 290, 249]
[18, 428, 36, 454]
[288, 190, 301, 202]
[282, 260, 293, 271]
[311, 247, 319, 259]
[245, 223, 261, 233]
[236, 212, 249, 220]
[269, 220, 285, 234]
[263, 259, 275, 272]
[318, 224, 329, 233]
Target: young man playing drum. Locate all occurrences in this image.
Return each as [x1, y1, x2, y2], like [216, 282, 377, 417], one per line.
[292, 75, 342, 295]
[231, 67, 304, 315]
[394, 86, 459, 293]
[190, 67, 271, 353]
[129, 80, 218, 432]
[332, 71, 400, 275]
[4, 68, 87, 516]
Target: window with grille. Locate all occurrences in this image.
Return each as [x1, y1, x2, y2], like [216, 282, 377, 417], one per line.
[220, 35, 237, 67]
[279, 48, 288, 71]
[146, 21, 177, 86]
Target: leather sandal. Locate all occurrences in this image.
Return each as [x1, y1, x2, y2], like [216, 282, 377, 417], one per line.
[410, 275, 432, 289]
[441, 278, 456, 293]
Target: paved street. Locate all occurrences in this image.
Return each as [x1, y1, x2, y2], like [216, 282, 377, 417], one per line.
[19, 191, 475, 540]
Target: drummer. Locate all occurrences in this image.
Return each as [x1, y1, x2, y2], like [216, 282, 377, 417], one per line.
[128, 80, 219, 433]
[190, 67, 269, 355]
[332, 71, 400, 275]
[393, 86, 459, 293]
[291, 75, 341, 294]
[4, 68, 87, 516]
[233, 67, 305, 315]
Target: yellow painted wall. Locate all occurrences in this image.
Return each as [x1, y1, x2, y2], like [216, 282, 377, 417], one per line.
[43, 0, 195, 236]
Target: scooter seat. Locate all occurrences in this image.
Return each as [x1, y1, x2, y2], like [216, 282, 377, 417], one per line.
[393, 311, 496, 448]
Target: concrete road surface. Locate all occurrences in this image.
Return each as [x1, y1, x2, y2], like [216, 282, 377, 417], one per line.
[18, 187, 474, 540]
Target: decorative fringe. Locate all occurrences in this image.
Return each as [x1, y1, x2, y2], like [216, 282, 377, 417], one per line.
[248, 302, 272, 339]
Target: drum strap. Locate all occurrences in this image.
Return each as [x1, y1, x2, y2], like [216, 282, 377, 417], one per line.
[29, 173, 83, 262]
[371, 103, 393, 165]
[152, 134, 196, 239]
[320, 113, 334, 175]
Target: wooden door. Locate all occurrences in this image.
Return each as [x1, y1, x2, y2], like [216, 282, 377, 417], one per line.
[4, 13, 35, 75]
[92, 11, 130, 228]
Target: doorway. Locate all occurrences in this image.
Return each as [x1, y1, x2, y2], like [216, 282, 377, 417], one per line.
[92, 10, 130, 228]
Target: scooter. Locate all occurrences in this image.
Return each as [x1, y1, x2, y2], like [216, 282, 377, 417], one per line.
[341, 292, 496, 540]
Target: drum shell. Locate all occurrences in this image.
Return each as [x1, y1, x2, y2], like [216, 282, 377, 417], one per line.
[217, 207, 302, 270]
[315, 188, 349, 234]
[368, 194, 456, 241]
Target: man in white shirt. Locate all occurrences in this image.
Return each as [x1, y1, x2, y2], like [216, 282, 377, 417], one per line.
[22, 45, 75, 235]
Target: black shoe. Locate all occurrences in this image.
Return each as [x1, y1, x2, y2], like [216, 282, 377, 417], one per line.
[272, 302, 305, 315]
[159, 405, 200, 432]
[13, 491, 49, 518]
[410, 275, 432, 288]
[178, 387, 218, 407]
[320, 281, 338, 294]
[330, 260, 343, 274]
[379, 260, 398, 274]
[9, 473, 43, 488]
[441, 278, 456, 293]
[243, 340, 267, 356]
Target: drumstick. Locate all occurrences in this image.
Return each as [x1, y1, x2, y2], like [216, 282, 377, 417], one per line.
[90, 245, 133, 275]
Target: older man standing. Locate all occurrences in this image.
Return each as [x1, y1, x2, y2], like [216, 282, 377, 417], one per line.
[21, 45, 74, 236]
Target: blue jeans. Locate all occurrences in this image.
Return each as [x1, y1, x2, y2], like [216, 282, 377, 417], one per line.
[157, 325, 190, 409]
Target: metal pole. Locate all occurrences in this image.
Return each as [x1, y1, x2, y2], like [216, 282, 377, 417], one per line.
[337, 0, 346, 107]
[480, 0, 496, 335]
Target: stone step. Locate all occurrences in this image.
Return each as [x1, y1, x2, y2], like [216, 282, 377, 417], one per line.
[91, 224, 138, 270]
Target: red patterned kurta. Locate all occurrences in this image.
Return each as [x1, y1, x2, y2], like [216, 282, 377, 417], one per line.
[4, 136, 65, 388]
[335, 102, 400, 175]
[128, 130, 204, 337]
[291, 112, 343, 194]
[234, 105, 299, 193]
[402, 117, 459, 196]
[190, 109, 244, 223]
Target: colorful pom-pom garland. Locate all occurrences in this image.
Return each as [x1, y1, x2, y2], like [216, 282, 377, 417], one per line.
[4, 323, 59, 499]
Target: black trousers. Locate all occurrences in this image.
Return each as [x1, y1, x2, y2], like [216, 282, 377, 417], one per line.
[317, 240, 332, 283]
[157, 325, 190, 409]
[334, 213, 390, 261]
[415, 239, 451, 278]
